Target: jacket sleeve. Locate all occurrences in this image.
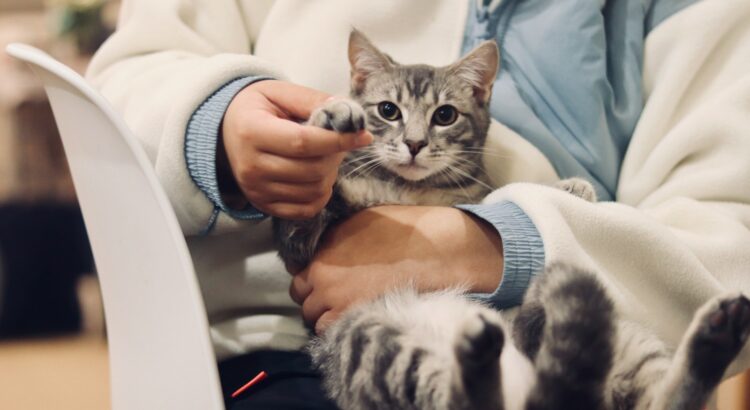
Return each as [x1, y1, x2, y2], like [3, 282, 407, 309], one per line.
[86, 0, 282, 235]
[473, 0, 750, 376]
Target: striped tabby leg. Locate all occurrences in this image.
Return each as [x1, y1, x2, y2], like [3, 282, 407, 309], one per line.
[523, 265, 614, 410]
[310, 291, 509, 410]
[646, 293, 750, 410]
[454, 313, 505, 410]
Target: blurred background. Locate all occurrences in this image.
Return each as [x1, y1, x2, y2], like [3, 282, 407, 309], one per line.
[0, 0, 746, 409]
[0, 0, 117, 408]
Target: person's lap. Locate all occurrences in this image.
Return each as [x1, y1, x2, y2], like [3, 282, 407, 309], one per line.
[219, 350, 339, 410]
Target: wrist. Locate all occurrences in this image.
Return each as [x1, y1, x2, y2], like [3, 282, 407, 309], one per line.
[216, 130, 248, 210]
[443, 208, 504, 294]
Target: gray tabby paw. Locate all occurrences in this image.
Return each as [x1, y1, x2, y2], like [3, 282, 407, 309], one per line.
[308, 98, 366, 133]
[693, 294, 750, 358]
[685, 293, 750, 387]
[456, 313, 504, 365]
[555, 177, 597, 202]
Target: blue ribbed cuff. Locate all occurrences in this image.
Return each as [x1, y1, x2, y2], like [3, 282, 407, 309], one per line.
[457, 201, 545, 309]
[185, 76, 272, 234]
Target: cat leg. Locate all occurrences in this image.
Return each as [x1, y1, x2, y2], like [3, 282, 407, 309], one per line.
[310, 290, 508, 410]
[310, 313, 416, 410]
[273, 99, 366, 271]
[272, 209, 334, 271]
[512, 268, 549, 361]
[554, 177, 597, 202]
[645, 293, 750, 410]
[523, 264, 614, 410]
[453, 312, 506, 410]
[512, 301, 545, 361]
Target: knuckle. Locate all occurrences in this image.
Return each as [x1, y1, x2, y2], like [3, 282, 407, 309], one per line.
[233, 118, 258, 142]
[277, 204, 319, 221]
[237, 163, 261, 185]
[290, 128, 311, 156]
[308, 166, 327, 181]
[316, 182, 333, 200]
[299, 206, 319, 220]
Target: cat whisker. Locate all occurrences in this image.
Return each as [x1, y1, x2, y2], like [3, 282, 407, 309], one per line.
[342, 153, 381, 167]
[342, 157, 384, 179]
[443, 154, 495, 181]
[438, 168, 474, 201]
[353, 160, 384, 180]
[453, 149, 512, 160]
[444, 164, 494, 191]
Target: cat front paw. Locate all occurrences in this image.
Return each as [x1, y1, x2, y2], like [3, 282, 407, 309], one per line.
[308, 98, 366, 133]
[555, 177, 597, 202]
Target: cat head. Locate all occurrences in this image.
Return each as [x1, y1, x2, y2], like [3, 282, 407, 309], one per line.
[347, 29, 499, 184]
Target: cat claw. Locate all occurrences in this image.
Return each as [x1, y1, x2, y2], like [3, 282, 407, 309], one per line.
[309, 98, 366, 134]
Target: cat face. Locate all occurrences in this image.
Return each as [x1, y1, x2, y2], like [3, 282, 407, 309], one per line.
[347, 30, 499, 184]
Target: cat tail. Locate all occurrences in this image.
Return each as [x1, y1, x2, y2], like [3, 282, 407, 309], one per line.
[523, 264, 615, 410]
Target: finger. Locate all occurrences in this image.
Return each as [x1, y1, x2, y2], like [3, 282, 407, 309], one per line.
[301, 294, 330, 328]
[251, 114, 372, 157]
[255, 80, 332, 120]
[254, 152, 339, 183]
[315, 310, 339, 335]
[289, 272, 314, 305]
[262, 181, 332, 204]
[265, 197, 329, 220]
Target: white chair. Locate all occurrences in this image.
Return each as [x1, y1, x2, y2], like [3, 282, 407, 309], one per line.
[5, 44, 225, 410]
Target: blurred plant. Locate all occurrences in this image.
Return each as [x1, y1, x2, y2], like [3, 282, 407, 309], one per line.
[46, 0, 110, 55]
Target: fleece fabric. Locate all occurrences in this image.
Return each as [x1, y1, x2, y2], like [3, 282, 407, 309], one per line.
[87, 0, 750, 377]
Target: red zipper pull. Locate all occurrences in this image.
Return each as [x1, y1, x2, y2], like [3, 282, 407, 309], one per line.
[231, 370, 268, 398]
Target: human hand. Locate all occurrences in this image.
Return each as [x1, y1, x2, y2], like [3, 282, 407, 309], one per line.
[219, 80, 373, 219]
[289, 206, 504, 334]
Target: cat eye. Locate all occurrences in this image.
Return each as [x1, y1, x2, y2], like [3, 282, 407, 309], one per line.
[432, 105, 458, 126]
[378, 101, 401, 121]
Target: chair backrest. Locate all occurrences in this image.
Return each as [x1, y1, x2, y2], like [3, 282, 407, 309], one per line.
[5, 44, 225, 410]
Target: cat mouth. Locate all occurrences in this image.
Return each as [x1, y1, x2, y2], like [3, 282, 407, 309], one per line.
[391, 160, 434, 181]
[396, 161, 428, 170]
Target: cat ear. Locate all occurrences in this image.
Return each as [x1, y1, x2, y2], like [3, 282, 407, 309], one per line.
[348, 29, 394, 93]
[448, 41, 499, 104]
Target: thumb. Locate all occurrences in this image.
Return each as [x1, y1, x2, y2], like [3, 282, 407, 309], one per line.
[255, 80, 331, 120]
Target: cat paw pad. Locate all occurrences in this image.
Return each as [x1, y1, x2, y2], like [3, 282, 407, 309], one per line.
[555, 178, 597, 202]
[700, 294, 750, 350]
[308, 99, 366, 133]
[689, 293, 750, 383]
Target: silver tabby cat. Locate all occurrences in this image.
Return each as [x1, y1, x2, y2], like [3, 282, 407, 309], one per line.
[274, 30, 750, 409]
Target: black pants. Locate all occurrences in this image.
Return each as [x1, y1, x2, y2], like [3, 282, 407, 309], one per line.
[219, 350, 339, 410]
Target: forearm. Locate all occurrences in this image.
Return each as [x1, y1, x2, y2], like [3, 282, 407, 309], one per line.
[365, 206, 504, 295]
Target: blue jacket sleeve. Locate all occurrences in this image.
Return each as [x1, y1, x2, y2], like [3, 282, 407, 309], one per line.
[457, 201, 545, 309]
[185, 76, 273, 234]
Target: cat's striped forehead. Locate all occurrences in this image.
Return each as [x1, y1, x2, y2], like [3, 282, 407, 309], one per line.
[361, 64, 467, 108]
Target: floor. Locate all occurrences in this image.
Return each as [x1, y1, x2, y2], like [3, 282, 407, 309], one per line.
[0, 335, 109, 410]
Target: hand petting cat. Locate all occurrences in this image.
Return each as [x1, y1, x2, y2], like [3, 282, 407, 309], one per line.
[290, 205, 504, 334]
[219, 80, 373, 219]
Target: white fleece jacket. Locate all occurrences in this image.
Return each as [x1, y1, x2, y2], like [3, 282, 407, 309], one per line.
[87, 0, 750, 376]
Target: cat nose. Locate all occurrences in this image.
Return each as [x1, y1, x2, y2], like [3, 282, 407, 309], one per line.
[405, 140, 427, 157]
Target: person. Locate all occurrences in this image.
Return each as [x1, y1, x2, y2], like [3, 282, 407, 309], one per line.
[88, 0, 750, 408]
